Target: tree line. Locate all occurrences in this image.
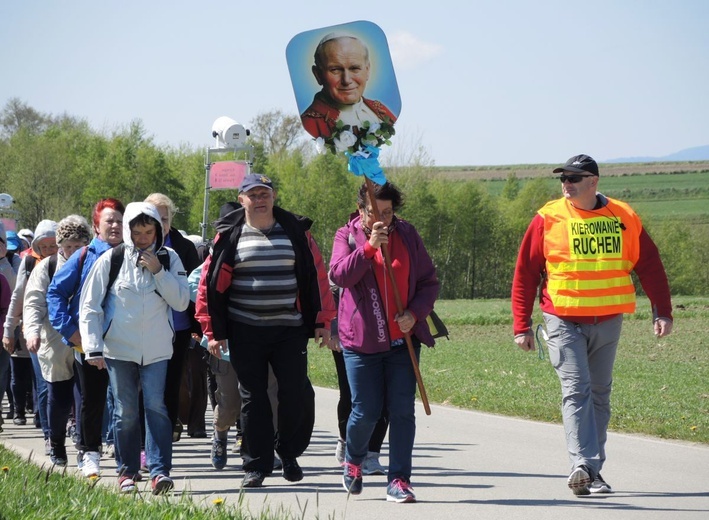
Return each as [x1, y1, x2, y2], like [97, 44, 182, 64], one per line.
[1, 99, 706, 298]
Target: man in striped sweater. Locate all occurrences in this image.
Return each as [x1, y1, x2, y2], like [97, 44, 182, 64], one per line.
[196, 173, 335, 488]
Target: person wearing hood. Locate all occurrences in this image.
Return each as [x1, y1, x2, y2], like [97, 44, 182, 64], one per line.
[47, 198, 124, 479]
[143, 193, 202, 441]
[23, 215, 91, 465]
[3, 219, 58, 449]
[0, 222, 20, 431]
[80, 201, 189, 495]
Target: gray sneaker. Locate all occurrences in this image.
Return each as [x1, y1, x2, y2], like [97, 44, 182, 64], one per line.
[589, 474, 613, 494]
[567, 465, 592, 496]
[362, 451, 386, 475]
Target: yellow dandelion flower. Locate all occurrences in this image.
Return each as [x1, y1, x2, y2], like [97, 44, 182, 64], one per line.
[690, 425, 698, 432]
[89, 475, 99, 481]
[470, 396, 478, 402]
[1, 466, 9, 473]
[213, 498, 225, 506]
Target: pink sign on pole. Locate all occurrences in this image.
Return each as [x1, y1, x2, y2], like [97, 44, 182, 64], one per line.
[209, 161, 249, 190]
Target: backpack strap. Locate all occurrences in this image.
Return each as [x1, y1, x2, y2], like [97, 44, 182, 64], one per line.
[108, 244, 126, 292]
[24, 255, 37, 277]
[156, 248, 171, 272]
[47, 255, 58, 281]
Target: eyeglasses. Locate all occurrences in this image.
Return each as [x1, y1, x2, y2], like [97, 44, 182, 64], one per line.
[558, 174, 594, 184]
[365, 208, 394, 219]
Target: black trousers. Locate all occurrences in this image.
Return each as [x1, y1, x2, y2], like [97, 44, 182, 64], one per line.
[228, 321, 315, 473]
[164, 329, 191, 431]
[74, 357, 108, 452]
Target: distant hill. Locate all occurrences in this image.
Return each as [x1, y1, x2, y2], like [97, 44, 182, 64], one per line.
[606, 145, 709, 163]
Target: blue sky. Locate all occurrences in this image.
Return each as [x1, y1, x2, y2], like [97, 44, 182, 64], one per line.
[1, 1, 707, 166]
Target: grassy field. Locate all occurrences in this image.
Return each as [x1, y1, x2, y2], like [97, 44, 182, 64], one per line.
[432, 161, 709, 181]
[436, 166, 709, 222]
[307, 296, 709, 445]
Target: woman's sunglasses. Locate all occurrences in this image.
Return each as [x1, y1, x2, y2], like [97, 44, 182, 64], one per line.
[558, 174, 594, 184]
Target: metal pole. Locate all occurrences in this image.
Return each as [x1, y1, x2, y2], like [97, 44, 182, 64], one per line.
[201, 147, 211, 242]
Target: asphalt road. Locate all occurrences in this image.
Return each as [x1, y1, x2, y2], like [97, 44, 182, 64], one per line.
[2, 386, 708, 519]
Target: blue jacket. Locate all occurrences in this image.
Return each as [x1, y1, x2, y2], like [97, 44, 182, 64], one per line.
[47, 237, 112, 347]
[329, 213, 440, 354]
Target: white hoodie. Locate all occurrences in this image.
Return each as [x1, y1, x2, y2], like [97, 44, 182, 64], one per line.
[79, 202, 190, 365]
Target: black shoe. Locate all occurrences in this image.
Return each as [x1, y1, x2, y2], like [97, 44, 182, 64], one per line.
[282, 457, 303, 482]
[13, 416, 27, 426]
[50, 445, 68, 466]
[172, 421, 183, 443]
[189, 429, 208, 439]
[242, 470, 267, 488]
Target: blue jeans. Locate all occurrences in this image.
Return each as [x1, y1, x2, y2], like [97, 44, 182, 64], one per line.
[102, 384, 115, 446]
[106, 359, 172, 478]
[543, 313, 622, 476]
[343, 342, 420, 483]
[30, 352, 49, 438]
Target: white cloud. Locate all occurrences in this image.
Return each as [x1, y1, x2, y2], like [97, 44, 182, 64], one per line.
[388, 31, 443, 70]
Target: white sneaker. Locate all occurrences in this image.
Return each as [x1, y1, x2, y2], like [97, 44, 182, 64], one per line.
[335, 438, 345, 465]
[82, 451, 101, 478]
[362, 451, 386, 476]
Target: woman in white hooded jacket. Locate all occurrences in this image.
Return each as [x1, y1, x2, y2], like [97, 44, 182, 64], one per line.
[79, 202, 189, 495]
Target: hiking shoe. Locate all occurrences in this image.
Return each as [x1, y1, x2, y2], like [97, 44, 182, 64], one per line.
[172, 421, 183, 443]
[151, 474, 174, 495]
[50, 445, 68, 466]
[342, 462, 363, 495]
[119, 475, 136, 493]
[242, 470, 267, 488]
[82, 451, 101, 478]
[232, 435, 242, 454]
[362, 451, 386, 476]
[211, 438, 227, 470]
[568, 465, 592, 496]
[76, 450, 85, 469]
[335, 438, 345, 465]
[13, 416, 26, 426]
[104, 443, 115, 459]
[273, 453, 283, 470]
[589, 473, 613, 494]
[387, 478, 416, 503]
[282, 457, 303, 482]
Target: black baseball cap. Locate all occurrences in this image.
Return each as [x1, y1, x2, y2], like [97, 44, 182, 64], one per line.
[553, 154, 599, 176]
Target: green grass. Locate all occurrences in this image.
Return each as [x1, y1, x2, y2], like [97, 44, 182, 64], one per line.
[308, 296, 709, 444]
[0, 447, 297, 520]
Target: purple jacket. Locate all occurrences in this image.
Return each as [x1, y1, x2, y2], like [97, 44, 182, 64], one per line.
[329, 213, 439, 354]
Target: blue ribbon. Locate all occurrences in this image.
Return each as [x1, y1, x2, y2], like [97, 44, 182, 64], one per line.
[346, 145, 387, 185]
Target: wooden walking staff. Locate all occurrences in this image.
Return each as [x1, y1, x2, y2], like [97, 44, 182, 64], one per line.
[287, 20, 430, 414]
[364, 178, 432, 415]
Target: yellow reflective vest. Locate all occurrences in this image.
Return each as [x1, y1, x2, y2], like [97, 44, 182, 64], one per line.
[538, 197, 642, 316]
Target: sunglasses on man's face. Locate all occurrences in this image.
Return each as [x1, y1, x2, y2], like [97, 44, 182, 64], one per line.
[558, 174, 594, 184]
